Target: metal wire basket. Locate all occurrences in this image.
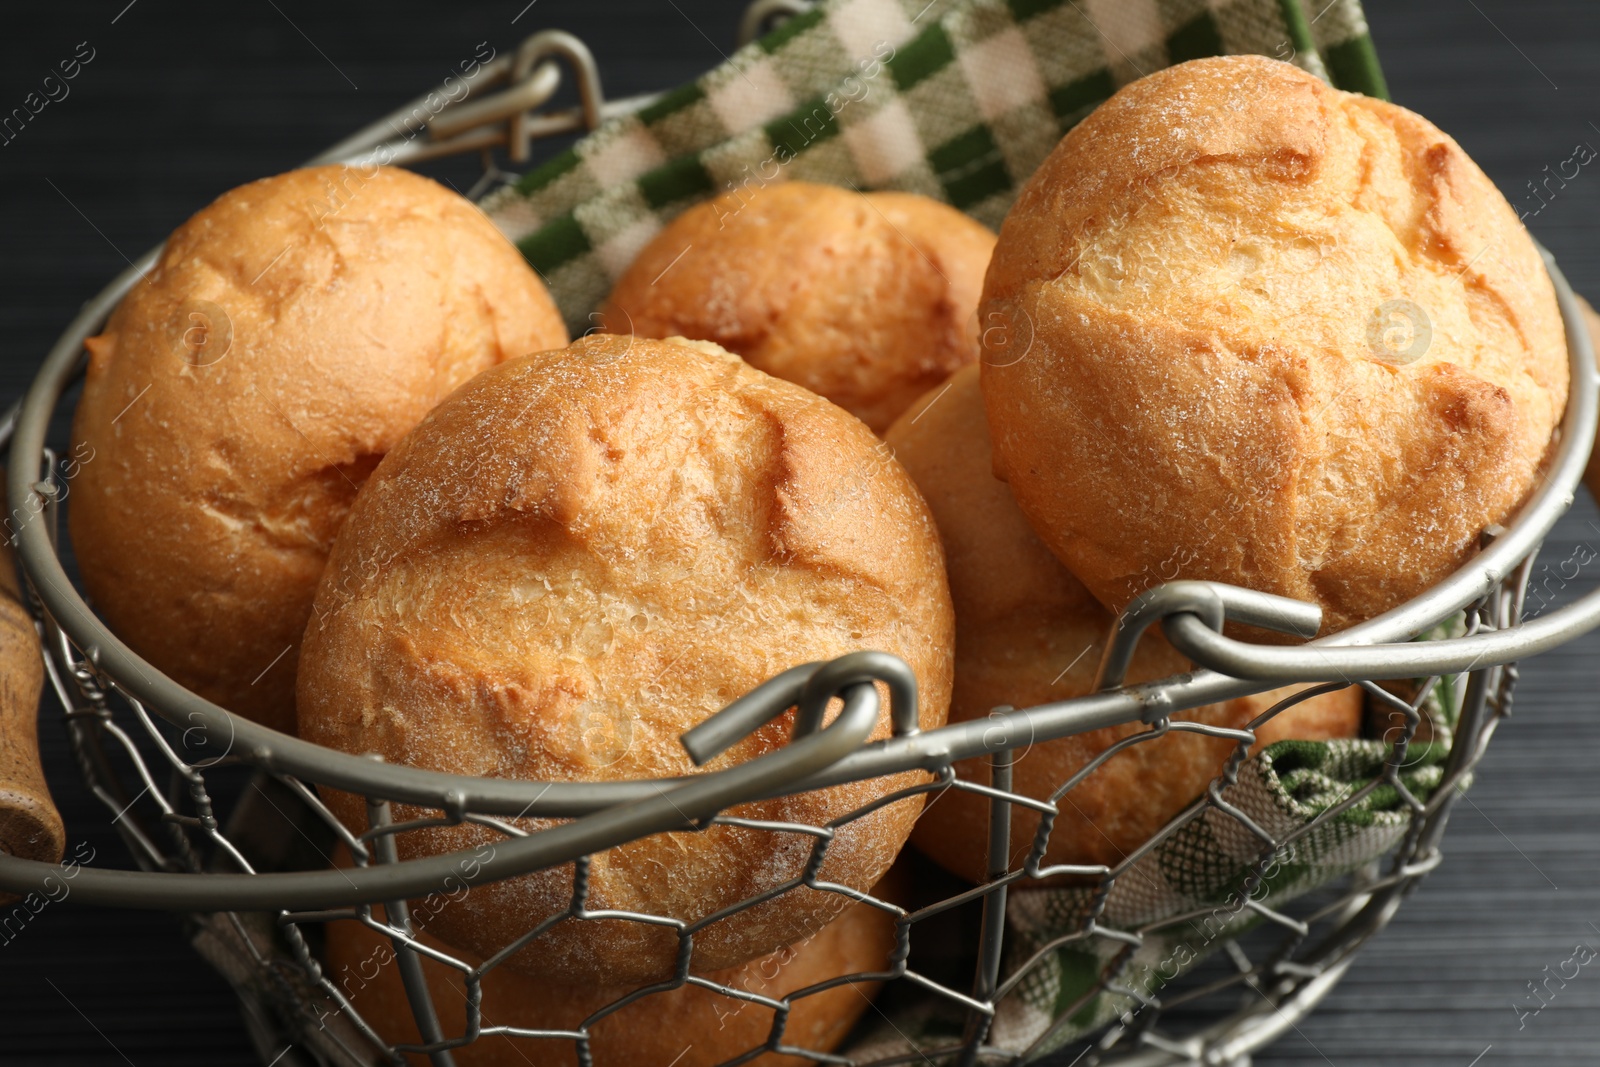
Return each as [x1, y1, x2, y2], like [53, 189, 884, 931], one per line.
[4, 9, 1600, 1067]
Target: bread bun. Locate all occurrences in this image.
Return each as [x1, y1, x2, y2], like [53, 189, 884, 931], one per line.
[70, 166, 566, 733]
[1578, 296, 1600, 505]
[322, 873, 901, 1067]
[298, 334, 953, 983]
[886, 367, 1361, 882]
[0, 541, 63, 872]
[981, 56, 1568, 634]
[600, 181, 995, 432]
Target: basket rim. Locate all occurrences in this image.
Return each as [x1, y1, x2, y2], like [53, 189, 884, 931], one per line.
[5, 240, 1595, 828]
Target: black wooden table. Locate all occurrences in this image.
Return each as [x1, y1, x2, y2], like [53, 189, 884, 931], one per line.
[1, 1, 1597, 1063]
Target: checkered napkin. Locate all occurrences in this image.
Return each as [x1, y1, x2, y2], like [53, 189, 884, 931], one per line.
[1000, 739, 1463, 1056]
[480, 0, 1386, 333]
[846, 739, 1466, 1063]
[849, 612, 1468, 1063]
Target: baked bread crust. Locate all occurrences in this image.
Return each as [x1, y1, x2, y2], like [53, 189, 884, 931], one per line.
[0, 542, 62, 874]
[1578, 296, 1600, 505]
[600, 181, 995, 432]
[298, 334, 953, 983]
[69, 166, 566, 733]
[322, 877, 900, 1067]
[981, 56, 1568, 633]
[887, 367, 1360, 882]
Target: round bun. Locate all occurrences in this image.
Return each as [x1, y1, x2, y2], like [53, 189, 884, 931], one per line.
[885, 367, 1104, 662]
[1578, 296, 1600, 505]
[981, 56, 1568, 634]
[322, 874, 901, 1067]
[70, 165, 567, 733]
[600, 181, 995, 432]
[0, 541, 63, 869]
[298, 334, 953, 983]
[886, 367, 1361, 882]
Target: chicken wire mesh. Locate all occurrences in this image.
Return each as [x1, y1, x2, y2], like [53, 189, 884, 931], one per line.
[15, 524, 1532, 1067]
[2, 8, 1599, 1067]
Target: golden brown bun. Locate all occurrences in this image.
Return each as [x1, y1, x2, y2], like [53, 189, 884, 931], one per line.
[1578, 296, 1600, 505]
[323, 874, 899, 1067]
[600, 181, 995, 432]
[884, 367, 1104, 640]
[886, 367, 1362, 882]
[0, 541, 63, 873]
[69, 165, 567, 734]
[981, 56, 1568, 635]
[298, 334, 953, 983]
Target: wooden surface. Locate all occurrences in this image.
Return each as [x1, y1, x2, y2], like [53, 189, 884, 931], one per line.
[0, 1, 1597, 1063]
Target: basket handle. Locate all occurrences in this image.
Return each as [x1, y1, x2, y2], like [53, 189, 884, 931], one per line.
[0, 540, 63, 877]
[0, 651, 887, 909]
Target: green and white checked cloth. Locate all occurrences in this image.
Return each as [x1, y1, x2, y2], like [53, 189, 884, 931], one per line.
[481, 0, 1386, 333]
[847, 618, 1470, 1062]
[476, 0, 1407, 1059]
[846, 738, 1466, 1062]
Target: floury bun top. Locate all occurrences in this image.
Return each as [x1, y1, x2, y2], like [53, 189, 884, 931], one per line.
[296, 334, 954, 984]
[69, 165, 567, 733]
[602, 181, 995, 432]
[979, 55, 1569, 636]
